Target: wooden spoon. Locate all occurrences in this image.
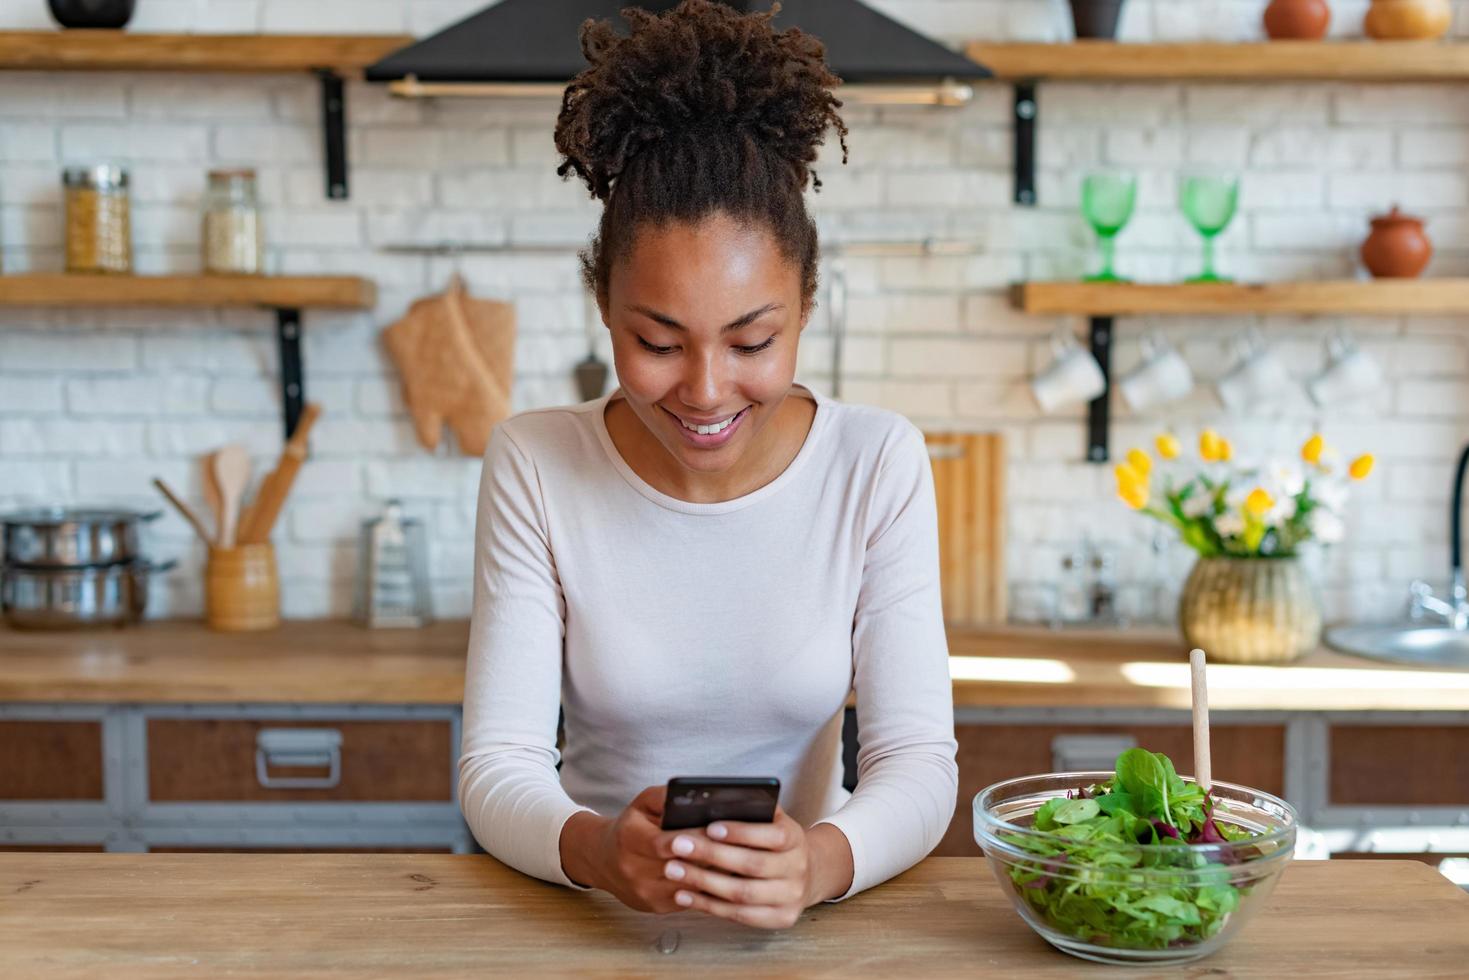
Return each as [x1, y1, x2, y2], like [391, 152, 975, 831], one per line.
[212, 444, 252, 548]
[202, 453, 225, 544]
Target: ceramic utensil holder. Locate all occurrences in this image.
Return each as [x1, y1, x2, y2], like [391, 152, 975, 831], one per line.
[205, 542, 280, 632]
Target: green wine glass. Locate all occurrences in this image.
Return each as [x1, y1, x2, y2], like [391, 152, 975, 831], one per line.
[1179, 173, 1240, 283]
[1081, 172, 1137, 283]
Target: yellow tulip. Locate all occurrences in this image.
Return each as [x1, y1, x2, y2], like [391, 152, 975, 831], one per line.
[1244, 487, 1274, 517]
[1199, 429, 1223, 462]
[1114, 461, 1143, 489]
[1349, 454, 1375, 480]
[1126, 448, 1153, 478]
[1118, 480, 1150, 510]
[1155, 433, 1181, 460]
[1218, 438, 1234, 463]
[1302, 433, 1325, 465]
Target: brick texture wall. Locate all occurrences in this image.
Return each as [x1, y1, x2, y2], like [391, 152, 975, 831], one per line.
[2, 0, 1468, 623]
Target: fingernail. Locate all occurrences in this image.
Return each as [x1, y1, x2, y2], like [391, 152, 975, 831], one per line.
[672, 836, 694, 856]
[707, 823, 728, 840]
[665, 861, 686, 881]
[675, 891, 693, 907]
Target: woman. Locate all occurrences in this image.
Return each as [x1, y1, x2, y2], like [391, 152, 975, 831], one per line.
[461, 0, 957, 930]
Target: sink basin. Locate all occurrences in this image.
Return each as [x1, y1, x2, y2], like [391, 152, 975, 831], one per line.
[1324, 624, 1469, 668]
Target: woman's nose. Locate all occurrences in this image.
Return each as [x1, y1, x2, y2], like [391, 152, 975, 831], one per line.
[677, 352, 726, 407]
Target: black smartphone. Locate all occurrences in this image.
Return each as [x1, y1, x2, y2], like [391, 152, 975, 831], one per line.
[660, 776, 781, 831]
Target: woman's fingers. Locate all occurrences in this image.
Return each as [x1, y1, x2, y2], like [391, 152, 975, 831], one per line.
[660, 833, 787, 877]
[664, 860, 802, 908]
[672, 888, 802, 930]
[703, 810, 800, 850]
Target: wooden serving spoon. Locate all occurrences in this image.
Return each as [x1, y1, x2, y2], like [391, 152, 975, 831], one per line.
[202, 452, 225, 544]
[212, 444, 252, 548]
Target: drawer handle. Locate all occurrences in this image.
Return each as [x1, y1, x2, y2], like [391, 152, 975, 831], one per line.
[255, 728, 343, 789]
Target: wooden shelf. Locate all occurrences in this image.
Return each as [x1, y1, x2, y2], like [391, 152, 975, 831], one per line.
[0, 274, 375, 309]
[965, 40, 1469, 82]
[0, 31, 411, 74]
[1013, 279, 1469, 315]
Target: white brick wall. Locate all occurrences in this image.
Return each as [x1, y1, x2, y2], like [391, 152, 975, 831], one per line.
[2, 0, 1469, 623]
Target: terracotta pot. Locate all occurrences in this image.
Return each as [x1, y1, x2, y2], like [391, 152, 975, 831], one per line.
[1264, 0, 1332, 39]
[1361, 205, 1432, 278]
[1179, 556, 1321, 664]
[1068, 0, 1126, 39]
[1364, 0, 1452, 39]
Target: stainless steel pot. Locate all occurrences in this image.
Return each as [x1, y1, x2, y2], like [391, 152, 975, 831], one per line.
[1, 558, 176, 629]
[0, 507, 161, 568]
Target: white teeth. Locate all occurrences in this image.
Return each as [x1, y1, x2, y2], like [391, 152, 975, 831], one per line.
[679, 410, 740, 435]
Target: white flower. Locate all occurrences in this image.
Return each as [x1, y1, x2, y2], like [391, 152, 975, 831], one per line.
[1182, 493, 1214, 518]
[1309, 508, 1345, 544]
[1215, 512, 1246, 537]
[1267, 493, 1297, 525]
[1266, 461, 1306, 498]
[1224, 484, 1250, 510]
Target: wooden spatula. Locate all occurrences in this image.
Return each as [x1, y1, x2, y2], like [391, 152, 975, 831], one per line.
[212, 444, 251, 548]
[202, 453, 225, 544]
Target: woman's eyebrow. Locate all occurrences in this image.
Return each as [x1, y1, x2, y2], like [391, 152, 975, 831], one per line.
[628, 302, 783, 333]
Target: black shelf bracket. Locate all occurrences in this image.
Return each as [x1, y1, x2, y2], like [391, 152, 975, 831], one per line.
[1013, 82, 1038, 207]
[317, 69, 348, 200]
[275, 308, 305, 441]
[1087, 316, 1113, 464]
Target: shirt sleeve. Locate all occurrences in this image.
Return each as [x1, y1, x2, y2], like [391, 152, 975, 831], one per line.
[459, 423, 596, 889]
[811, 421, 959, 901]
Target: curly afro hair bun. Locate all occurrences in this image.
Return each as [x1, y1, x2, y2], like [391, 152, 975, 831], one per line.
[553, 0, 850, 315]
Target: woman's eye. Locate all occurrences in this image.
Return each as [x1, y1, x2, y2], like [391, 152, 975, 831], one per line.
[636, 337, 676, 355]
[635, 337, 775, 355]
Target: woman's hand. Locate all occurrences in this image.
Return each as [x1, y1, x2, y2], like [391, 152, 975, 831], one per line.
[657, 806, 827, 930]
[561, 785, 690, 914]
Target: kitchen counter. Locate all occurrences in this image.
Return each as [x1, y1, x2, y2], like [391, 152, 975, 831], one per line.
[0, 854, 1464, 977]
[1, 620, 1467, 710]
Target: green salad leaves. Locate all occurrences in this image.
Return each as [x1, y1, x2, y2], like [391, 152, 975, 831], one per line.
[1000, 749, 1260, 951]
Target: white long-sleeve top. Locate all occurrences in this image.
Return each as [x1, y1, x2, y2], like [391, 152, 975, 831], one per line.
[459, 381, 958, 901]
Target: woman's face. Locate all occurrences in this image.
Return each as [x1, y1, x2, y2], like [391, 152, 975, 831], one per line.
[602, 212, 806, 483]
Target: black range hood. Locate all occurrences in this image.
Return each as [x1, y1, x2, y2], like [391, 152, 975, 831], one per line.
[365, 0, 991, 87]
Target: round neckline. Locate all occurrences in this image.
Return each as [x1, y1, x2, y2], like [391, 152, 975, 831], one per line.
[592, 383, 829, 515]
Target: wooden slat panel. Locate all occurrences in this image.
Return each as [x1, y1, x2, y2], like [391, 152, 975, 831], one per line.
[925, 432, 1006, 626]
[932, 723, 1286, 857]
[0, 721, 104, 800]
[0, 32, 412, 74]
[965, 40, 1469, 81]
[146, 719, 452, 802]
[1329, 725, 1469, 806]
[0, 845, 106, 852]
[0, 274, 376, 309]
[1013, 279, 1469, 315]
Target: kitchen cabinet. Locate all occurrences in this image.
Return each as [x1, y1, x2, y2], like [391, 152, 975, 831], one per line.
[1328, 723, 1469, 806]
[0, 704, 471, 853]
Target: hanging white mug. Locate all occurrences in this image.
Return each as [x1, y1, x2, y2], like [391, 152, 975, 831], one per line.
[1215, 329, 1293, 412]
[1119, 330, 1194, 411]
[1308, 329, 1385, 406]
[1031, 329, 1107, 413]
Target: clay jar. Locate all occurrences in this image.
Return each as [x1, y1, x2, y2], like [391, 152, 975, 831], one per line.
[1364, 0, 1452, 39]
[1264, 0, 1331, 39]
[1361, 206, 1433, 278]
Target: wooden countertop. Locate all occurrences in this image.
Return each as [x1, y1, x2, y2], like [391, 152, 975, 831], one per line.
[1, 855, 1464, 977]
[2, 620, 1468, 710]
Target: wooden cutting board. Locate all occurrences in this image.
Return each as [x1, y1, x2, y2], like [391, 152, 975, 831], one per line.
[924, 431, 1006, 627]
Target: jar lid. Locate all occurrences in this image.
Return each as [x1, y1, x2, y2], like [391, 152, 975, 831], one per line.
[62, 164, 129, 190]
[207, 168, 257, 181]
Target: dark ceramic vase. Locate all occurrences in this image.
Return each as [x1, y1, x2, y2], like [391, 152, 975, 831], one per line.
[1068, 0, 1126, 39]
[48, 0, 136, 29]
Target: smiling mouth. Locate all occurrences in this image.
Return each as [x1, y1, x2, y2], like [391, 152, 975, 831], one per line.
[663, 406, 748, 434]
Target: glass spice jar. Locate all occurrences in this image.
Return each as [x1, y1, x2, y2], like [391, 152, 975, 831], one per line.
[63, 164, 132, 274]
[201, 168, 264, 275]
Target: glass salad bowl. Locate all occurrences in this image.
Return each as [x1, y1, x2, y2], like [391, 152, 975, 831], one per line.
[974, 772, 1296, 966]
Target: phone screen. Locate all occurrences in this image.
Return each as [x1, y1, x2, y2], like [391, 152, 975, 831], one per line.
[660, 776, 781, 831]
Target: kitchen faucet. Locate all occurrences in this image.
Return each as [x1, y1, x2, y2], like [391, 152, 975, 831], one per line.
[1408, 441, 1469, 631]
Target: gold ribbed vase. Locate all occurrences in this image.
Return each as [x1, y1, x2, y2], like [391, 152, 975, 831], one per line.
[1178, 556, 1321, 664]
